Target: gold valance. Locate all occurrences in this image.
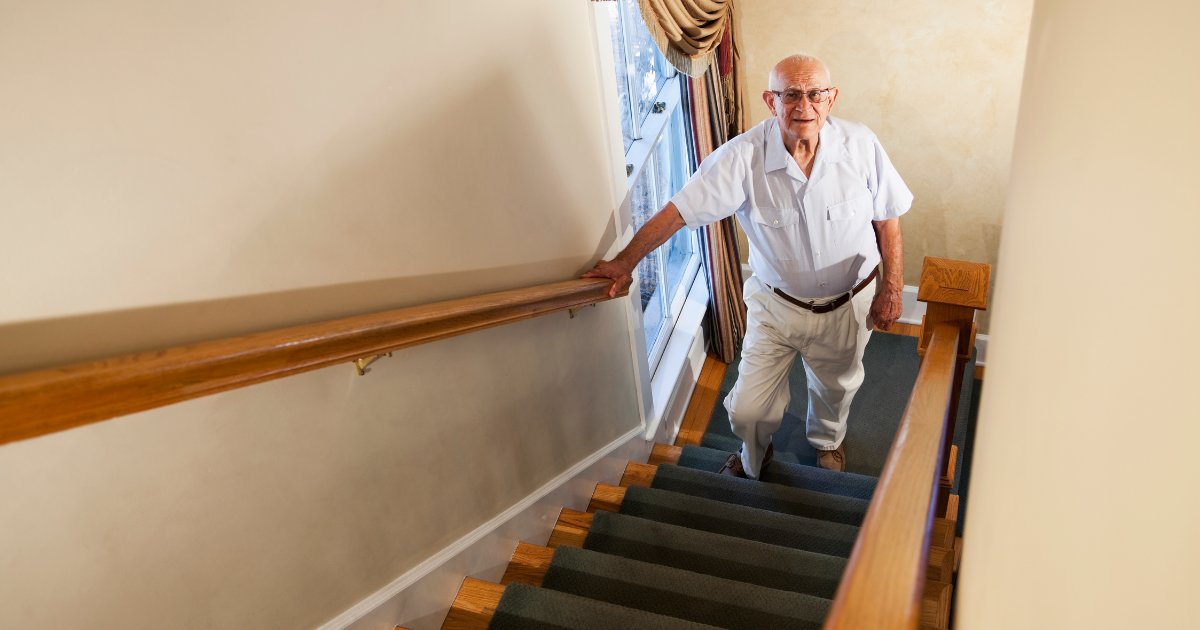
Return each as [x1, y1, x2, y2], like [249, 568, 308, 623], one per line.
[594, 0, 731, 77]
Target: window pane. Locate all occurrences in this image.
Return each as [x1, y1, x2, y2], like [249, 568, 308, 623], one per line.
[661, 106, 697, 302]
[607, 4, 633, 151]
[630, 163, 665, 350]
[620, 0, 674, 128]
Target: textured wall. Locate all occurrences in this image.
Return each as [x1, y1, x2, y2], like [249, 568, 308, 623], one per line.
[956, 0, 1200, 627]
[735, 0, 1034, 332]
[0, 1, 640, 629]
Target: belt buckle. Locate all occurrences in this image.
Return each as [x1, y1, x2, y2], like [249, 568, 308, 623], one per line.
[812, 301, 833, 314]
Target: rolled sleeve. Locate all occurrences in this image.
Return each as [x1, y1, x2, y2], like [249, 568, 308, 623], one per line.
[869, 137, 914, 221]
[670, 142, 749, 229]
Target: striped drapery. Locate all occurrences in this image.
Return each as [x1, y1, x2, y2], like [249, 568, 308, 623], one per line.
[685, 13, 747, 364]
[591, 0, 731, 77]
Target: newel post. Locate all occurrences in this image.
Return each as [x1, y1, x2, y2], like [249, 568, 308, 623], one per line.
[915, 257, 990, 518]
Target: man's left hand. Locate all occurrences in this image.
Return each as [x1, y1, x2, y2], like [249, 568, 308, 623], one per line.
[869, 290, 903, 331]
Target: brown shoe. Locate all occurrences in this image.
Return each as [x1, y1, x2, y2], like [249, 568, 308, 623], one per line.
[718, 443, 774, 479]
[816, 444, 846, 473]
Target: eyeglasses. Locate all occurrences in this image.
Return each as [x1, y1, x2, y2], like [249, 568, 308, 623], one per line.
[771, 88, 835, 105]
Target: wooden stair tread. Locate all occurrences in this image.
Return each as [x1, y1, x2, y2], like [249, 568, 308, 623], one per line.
[586, 483, 626, 513]
[619, 462, 657, 488]
[439, 578, 504, 630]
[648, 443, 682, 466]
[547, 509, 592, 549]
[500, 542, 554, 587]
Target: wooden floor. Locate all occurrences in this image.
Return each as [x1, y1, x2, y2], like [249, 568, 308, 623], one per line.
[673, 352, 728, 447]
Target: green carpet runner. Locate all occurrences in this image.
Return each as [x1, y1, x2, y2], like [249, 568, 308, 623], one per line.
[486, 333, 978, 629]
[488, 450, 879, 629]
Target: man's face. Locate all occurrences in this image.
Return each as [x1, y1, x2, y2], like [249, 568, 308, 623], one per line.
[762, 62, 837, 142]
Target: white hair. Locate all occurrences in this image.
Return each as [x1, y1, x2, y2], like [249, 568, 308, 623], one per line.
[770, 52, 832, 89]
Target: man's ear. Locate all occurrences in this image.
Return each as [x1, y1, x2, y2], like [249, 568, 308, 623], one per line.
[826, 88, 839, 112]
[762, 90, 777, 116]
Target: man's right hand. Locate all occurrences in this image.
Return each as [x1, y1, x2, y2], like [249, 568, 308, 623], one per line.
[583, 203, 687, 298]
[583, 259, 635, 298]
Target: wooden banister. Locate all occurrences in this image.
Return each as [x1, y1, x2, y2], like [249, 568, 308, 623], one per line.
[823, 323, 959, 630]
[824, 257, 989, 630]
[0, 278, 625, 447]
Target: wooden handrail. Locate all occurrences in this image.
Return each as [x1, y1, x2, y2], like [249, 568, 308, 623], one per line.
[0, 278, 625, 447]
[823, 322, 960, 630]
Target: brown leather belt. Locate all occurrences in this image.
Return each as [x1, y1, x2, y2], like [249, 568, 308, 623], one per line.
[771, 268, 878, 314]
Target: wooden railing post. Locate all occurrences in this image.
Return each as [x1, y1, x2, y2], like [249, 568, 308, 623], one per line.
[915, 257, 990, 517]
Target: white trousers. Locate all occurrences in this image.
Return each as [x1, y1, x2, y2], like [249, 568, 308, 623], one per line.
[723, 275, 875, 478]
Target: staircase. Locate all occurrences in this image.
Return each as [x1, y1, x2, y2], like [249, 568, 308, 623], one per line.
[419, 443, 960, 630]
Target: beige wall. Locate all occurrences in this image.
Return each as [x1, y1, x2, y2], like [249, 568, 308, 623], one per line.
[0, 1, 640, 628]
[956, 0, 1200, 627]
[735, 0, 1034, 333]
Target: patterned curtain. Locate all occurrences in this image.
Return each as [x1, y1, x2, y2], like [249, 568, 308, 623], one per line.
[685, 10, 747, 363]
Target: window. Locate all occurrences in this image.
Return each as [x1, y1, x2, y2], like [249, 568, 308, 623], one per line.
[605, 0, 701, 375]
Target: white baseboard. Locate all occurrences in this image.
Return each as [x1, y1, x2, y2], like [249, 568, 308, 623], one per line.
[322, 425, 652, 630]
[741, 267, 987, 367]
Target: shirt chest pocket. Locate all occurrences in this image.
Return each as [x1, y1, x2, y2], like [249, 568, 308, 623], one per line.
[747, 206, 803, 261]
[826, 195, 871, 221]
[752, 206, 800, 228]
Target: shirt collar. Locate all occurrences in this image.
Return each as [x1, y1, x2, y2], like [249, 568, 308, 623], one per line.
[765, 117, 851, 178]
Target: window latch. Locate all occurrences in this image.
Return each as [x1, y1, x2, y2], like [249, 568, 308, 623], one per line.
[626, 164, 634, 176]
[651, 102, 666, 114]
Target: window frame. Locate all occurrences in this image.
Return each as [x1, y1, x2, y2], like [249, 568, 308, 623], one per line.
[609, 9, 703, 376]
[630, 85, 702, 375]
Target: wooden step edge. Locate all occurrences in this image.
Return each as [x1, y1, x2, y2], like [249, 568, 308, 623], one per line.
[954, 535, 963, 573]
[586, 483, 626, 513]
[927, 545, 955, 584]
[939, 445, 958, 488]
[648, 443, 682, 466]
[619, 462, 657, 488]
[546, 508, 592, 549]
[439, 578, 504, 630]
[920, 580, 953, 630]
[499, 542, 554, 587]
[945, 493, 960, 522]
[931, 517, 955, 549]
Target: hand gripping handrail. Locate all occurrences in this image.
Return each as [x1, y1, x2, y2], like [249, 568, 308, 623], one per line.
[0, 278, 625, 446]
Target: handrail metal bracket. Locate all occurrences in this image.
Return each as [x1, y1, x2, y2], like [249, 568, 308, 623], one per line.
[568, 303, 596, 319]
[353, 352, 392, 376]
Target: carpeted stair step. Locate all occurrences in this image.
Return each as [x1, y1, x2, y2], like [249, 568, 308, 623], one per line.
[677, 445, 878, 500]
[650, 464, 870, 526]
[488, 582, 723, 630]
[699, 433, 744, 454]
[617, 484, 859, 557]
[583, 510, 846, 598]
[539, 545, 829, 630]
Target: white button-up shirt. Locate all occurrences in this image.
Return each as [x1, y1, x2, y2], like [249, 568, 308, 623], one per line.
[671, 116, 913, 299]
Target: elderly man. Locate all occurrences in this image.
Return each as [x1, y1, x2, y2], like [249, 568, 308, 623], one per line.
[586, 53, 911, 476]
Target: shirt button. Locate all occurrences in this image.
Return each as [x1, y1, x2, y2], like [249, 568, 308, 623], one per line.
[821, 282, 827, 286]
[816, 251, 821, 256]
[773, 220, 778, 225]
